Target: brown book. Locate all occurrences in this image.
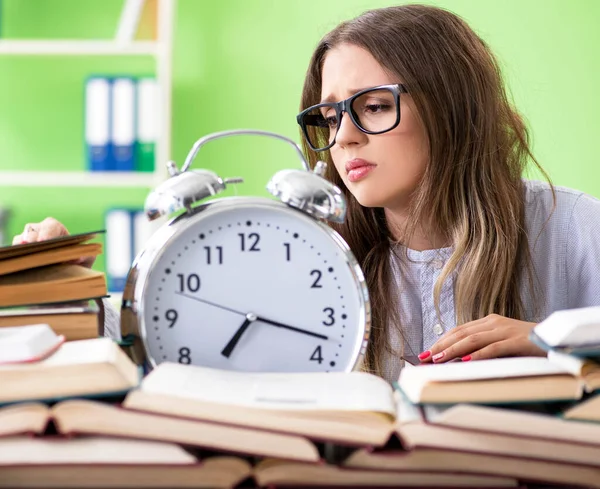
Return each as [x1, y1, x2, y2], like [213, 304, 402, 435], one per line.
[0, 243, 102, 276]
[0, 400, 320, 463]
[0, 434, 522, 489]
[563, 394, 600, 422]
[397, 355, 600, 405]
[0, 230, 103, 261]
[253, 459, 521, 488]
[345, 399, 600, 488]
[0, 301, 99, 340]
[0, 338, 139, 404]
[0, 264, 107, 307]
[0, 436, 251, 489]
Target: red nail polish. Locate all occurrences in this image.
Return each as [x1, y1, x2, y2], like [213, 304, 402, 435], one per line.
[462, 355, 472, 362]
[418, 350, 431, 360]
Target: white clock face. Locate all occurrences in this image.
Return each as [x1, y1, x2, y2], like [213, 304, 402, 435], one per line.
[138, 199, 368, 372]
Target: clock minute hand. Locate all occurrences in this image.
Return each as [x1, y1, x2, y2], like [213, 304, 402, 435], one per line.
[254, 315, 329, 340]
[175, 292, 329, 341]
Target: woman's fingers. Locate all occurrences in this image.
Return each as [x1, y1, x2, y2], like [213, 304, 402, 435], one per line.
[13, 217, 69, 245]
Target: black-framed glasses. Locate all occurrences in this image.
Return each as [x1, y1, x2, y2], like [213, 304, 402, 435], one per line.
[297, 83, 409, 152]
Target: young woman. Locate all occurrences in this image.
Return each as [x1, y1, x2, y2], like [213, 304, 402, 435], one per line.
[294, 4, 600, 381]
[15, 5, 600, 383]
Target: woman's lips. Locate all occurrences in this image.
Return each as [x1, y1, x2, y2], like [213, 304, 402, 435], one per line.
[345, 159, 376, 183]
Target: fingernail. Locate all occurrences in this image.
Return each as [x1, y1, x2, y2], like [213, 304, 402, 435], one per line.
[462, 355, 472, 362]
[20, 240, 28, 244]
[418, 350, 431, 360]
[432, 352, 445, 362]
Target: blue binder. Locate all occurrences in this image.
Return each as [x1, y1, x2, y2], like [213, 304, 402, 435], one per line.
[110, 77, 136, 172]
[85, 77, 112, 171]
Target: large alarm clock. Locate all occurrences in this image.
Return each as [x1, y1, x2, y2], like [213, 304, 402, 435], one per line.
[120, 130, 370, 373]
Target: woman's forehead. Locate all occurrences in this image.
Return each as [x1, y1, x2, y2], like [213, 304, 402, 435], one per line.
[320, 45, 396, 101]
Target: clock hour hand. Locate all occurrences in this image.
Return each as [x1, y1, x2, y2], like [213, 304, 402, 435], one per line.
[221, 313, 257, 358]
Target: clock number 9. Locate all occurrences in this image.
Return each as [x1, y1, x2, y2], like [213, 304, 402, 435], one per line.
[177, 273, 201, 293]
[165, 309, 178, 328]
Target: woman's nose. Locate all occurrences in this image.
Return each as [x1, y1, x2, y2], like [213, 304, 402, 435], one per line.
[334, 111, 365, 148]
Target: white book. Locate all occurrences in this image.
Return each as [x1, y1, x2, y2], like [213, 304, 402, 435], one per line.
[0, 324, 64, 365]
[532, 306, 600, 348]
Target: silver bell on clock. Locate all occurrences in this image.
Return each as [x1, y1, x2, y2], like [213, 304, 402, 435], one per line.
[120, 129, 371, 373]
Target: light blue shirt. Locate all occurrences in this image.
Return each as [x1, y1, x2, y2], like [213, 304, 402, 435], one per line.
[383, 180, 600, 383]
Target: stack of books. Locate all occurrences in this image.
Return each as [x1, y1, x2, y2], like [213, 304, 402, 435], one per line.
[0, 307, 599, 488]
[0, 231, 107, 340]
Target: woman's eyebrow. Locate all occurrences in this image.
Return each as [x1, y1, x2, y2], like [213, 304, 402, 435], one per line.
[319, 87, 374, 104]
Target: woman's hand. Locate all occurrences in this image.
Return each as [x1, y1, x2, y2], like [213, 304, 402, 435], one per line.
[419, 314, 546, 363]
[12, 217, 96, 268]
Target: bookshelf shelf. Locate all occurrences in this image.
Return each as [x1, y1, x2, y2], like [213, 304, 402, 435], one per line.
[0, 171, 160, 187]
[0, 40, 159, 56]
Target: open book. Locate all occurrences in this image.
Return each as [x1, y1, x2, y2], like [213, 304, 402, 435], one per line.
[0, 230, 107, 308]
[0, 242, 102, 276]
[0, 324, 65, 365]
[123, 362, 397, 447]
[530, 306, 600, 357]
[0, 230, 104, 263]
[346, 398, 600, 489]
[0, 400, 319, 462]
[121, 356, 599, 450]
[0, 337, 139, 404]
[0, 436, 250, 489]
[0, 433, 523, 489]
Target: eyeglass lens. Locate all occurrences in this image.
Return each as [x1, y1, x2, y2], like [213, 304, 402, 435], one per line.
[301, 87, 398, 150]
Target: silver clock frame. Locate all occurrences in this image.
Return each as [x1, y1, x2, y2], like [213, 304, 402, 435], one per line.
[119, 129, 371, 372]
[120, 197, 371, 372]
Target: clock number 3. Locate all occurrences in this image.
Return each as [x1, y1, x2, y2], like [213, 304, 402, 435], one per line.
[322, 307, 335, 326]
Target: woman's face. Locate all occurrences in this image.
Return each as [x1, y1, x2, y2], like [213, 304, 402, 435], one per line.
[321, 43, 429, 211]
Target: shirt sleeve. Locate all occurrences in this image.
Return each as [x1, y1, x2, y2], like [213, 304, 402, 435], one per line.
[101, 297, 122, 341]
[565, 192, 600, 308]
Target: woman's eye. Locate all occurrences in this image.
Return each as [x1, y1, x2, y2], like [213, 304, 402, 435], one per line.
[365, 103, 392, 113]
[325, 115, 338, 128]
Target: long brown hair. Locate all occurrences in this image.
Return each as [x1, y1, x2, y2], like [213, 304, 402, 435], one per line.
[299, 4, 550, 375]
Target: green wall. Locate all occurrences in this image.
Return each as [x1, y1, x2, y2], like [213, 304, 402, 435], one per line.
[1, 0, 599, 271]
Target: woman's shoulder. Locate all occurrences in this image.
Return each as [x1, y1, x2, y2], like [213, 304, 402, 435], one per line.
[524, 179, 600, 218]
[523, 179, 600, 236]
